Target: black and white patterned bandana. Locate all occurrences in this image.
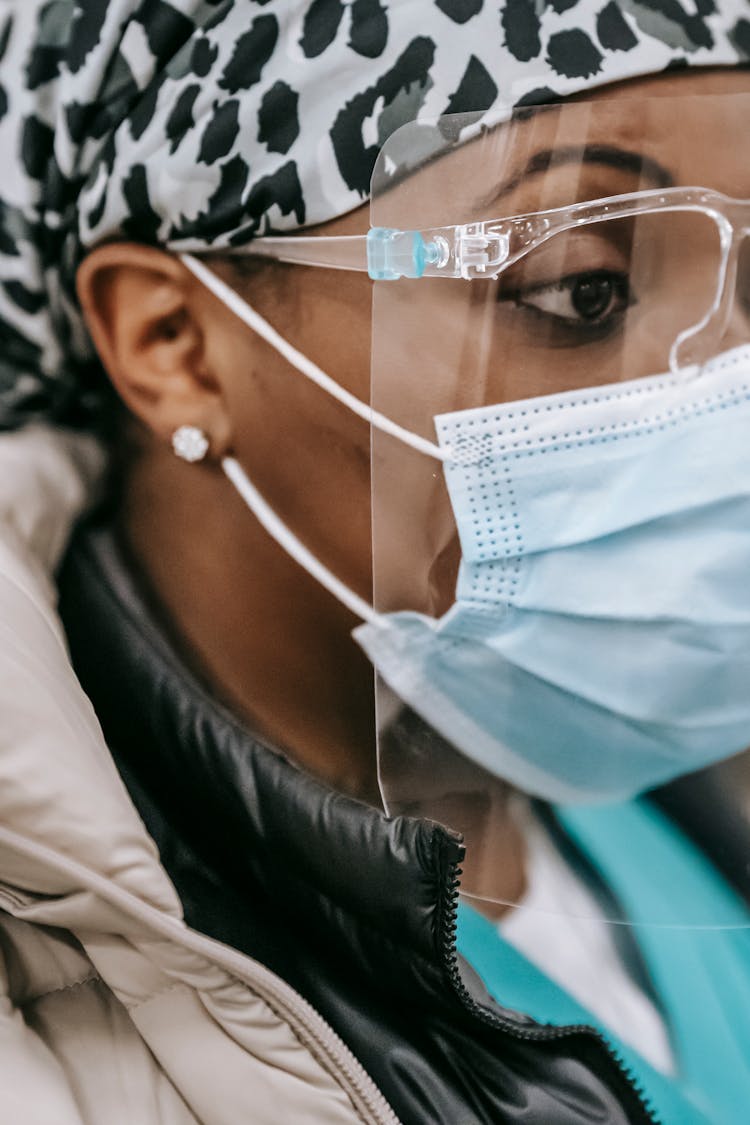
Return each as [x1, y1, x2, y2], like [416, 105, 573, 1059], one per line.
[0, 0, 748, 428]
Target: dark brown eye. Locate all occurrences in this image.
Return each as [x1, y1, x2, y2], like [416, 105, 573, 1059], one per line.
[571, 274, 617, 321]
[503, 268, 632, 329]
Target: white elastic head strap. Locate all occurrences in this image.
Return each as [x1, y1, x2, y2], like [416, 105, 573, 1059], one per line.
[180, 254, 446, 462]
[222, 454, 378, 625]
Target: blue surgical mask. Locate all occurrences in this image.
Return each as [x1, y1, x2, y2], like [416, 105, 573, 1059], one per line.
[182, 256, 750, 804]
[355, 343, 750, 802]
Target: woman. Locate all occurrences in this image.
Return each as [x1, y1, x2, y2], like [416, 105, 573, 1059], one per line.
[1, 1, 750, 1122]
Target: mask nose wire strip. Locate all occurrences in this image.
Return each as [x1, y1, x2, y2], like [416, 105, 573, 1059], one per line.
[222, 455, 380, 625]
[180, 254, 447, 463]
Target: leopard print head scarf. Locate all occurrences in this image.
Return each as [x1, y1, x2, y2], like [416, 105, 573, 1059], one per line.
[0, 0, 748, 428]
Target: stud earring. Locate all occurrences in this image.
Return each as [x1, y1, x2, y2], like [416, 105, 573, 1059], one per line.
[171, 425, 209, 463]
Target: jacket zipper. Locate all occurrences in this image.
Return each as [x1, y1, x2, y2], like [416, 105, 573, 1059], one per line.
[195, 929, 402, 1125]
[206, 936, 402, 1125]
[440, 856, 661, 1125]
[0, 824, 400, 1125]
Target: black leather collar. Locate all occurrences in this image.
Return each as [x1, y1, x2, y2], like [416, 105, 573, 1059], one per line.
[58, 521, 466, 991]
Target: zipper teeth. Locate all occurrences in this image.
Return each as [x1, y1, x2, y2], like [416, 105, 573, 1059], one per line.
[207, 946, 401, 1125]
[0, 826, 399, 1125]
[441, 861, 661, 1125]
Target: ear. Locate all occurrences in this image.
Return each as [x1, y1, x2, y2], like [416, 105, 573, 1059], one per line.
[76, 242, 232, 456]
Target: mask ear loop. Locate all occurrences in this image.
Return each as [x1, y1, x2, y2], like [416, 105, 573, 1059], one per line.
[222, 456, 379, 625]
[180, 254, 448, 462]
[178, 254, 440, 626]
[668, 213, 734, 378]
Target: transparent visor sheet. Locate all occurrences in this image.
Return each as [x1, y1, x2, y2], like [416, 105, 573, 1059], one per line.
[370, 95, 750, 930]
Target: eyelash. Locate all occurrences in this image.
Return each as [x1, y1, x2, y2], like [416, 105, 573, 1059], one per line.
[497, 268, 635, 334]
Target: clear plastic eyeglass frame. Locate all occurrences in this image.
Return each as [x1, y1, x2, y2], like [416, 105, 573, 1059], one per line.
[217, 186, 750, 374]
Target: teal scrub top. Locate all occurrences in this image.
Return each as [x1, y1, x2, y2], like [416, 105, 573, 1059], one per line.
[456, 800, 750, 1124]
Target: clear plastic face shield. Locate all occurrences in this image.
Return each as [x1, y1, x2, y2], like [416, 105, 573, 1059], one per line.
[179, 92, 750, 947]
[362, 92, 750, 934]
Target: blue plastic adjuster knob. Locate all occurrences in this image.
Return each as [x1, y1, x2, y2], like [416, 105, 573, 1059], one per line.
[367, 228, 436, 280]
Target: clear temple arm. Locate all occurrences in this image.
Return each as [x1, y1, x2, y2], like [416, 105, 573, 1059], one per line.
[219, 187, 743, 282]
[227, 228, 444, 279]
[223, 234, 370, 273]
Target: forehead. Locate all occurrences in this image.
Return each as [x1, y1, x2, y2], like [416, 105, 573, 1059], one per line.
[332, 67, 750, 236]
[382, 101, 750, 230]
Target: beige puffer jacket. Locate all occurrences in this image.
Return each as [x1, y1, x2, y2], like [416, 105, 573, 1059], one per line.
[0, 425, 398, 1125]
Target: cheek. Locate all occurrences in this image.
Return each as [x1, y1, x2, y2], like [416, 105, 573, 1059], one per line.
[291, 267, 373, 402]
[218, 265, 373, 423]
[207, 270, 375, 591]
[218, 279, 373, 475]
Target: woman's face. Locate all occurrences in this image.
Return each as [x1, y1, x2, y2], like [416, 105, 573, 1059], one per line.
[74, 65, 750, 797]
[201, 67, 750, 619]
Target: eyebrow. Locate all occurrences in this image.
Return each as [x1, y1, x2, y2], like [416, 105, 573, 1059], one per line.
[475, 144, 675, 209]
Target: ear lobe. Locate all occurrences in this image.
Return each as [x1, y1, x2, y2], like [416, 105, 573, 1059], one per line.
[76, 242, 231, 455]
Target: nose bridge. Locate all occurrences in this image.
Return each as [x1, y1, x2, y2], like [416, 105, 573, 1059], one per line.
[717, 227, 750, 350]
[724, 197, 750, 237]
[671, 216, 750, 372]
[736, 197, 750, 237]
